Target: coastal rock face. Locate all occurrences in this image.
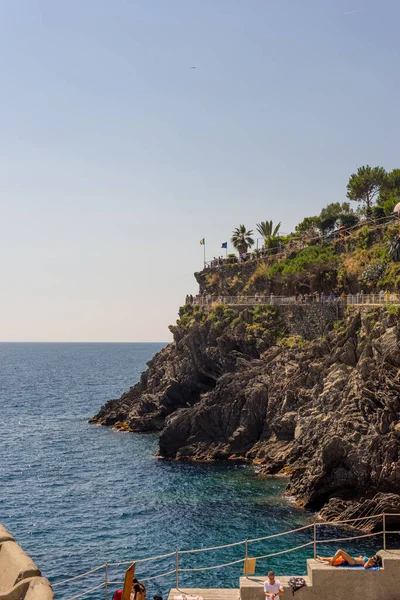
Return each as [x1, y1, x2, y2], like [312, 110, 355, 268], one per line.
[92, 306, 400, 526]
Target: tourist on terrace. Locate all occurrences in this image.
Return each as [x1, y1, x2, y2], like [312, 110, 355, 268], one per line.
[131, 578, 146, 600]
[317, 549, 379, 569]
[264, 571, 284, 599]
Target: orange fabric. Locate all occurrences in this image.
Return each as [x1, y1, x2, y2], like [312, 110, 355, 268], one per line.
[332, 556, 345, 566]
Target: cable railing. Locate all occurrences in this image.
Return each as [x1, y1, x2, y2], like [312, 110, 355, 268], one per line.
[204, 213, 399, 269]
[52, 512, 400, 600]
[192, 293, 400, 307]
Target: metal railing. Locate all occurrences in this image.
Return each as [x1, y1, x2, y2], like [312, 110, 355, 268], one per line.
[52, 512, 400, 599]
[191, 293, 400, 307]
[204, 214, 399, 269]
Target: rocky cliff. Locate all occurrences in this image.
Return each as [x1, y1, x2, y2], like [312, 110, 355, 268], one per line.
[91, 303, 400, 527]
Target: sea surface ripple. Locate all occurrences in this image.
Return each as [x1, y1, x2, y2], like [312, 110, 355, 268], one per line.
[0, 343, 380, 598]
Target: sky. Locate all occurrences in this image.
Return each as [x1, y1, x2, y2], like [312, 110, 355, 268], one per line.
[0, 0, 399, 342]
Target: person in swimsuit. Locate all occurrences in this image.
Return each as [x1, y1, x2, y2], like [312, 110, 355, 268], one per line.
[317, 549, 379, 569]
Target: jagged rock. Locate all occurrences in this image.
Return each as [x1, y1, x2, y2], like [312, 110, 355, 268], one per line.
[91, 307, 400, 528]
[320, 493, 400, 531]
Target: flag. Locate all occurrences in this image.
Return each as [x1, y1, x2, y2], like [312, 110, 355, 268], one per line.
[200, 238, 205, 245]
[221, 242, 227, 249]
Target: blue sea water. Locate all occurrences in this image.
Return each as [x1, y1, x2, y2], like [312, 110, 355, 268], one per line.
[0, 343, 384, 599]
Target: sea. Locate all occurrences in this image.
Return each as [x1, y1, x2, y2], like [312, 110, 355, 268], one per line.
[0, 343, 383, 599]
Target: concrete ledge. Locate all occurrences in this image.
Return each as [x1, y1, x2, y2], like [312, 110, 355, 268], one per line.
[0, 523, 53, 600]
[0, 577, 53, 600]
[240, 550, 400, 600]
[0, 525, 14, 544]
[24, 577, 54, 600]
[0, 541, 41, 593]
[240, 576, 314, 600]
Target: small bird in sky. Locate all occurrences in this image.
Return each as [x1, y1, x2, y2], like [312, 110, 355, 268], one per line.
[344, 9, 364, 15]
[190, 66, 196, 69]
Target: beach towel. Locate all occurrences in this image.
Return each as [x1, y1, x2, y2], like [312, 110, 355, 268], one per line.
[340, 565, 380, 571]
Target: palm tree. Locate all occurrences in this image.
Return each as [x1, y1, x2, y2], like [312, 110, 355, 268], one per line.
[256, 220, 281, 243]
[231, 225, 254, 255]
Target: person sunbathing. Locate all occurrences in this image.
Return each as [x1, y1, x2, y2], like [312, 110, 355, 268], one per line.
[317, 549, 379, 569]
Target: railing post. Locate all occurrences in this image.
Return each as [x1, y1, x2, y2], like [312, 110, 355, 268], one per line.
[175, 550, 179, 590]
[383, 514, 387, 551]
[313, 523, 317, 559]
[105, 563, 108, 600]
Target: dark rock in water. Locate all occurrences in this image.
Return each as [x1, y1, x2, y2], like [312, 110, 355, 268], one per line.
[91, 306, 400, 528]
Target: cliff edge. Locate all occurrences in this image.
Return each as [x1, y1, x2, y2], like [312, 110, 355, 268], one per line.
[91, 302, 400, 526]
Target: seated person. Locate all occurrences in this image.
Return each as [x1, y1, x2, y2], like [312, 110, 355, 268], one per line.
[131, 578, 146, 600]
[317, 549, 379, 568]
[264, 571, 284, 599]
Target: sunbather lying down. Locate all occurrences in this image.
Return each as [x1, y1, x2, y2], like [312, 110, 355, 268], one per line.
[317, 549, 379, 569]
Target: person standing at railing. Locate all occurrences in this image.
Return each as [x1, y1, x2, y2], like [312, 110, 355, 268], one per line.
[264, 571, 284, 599]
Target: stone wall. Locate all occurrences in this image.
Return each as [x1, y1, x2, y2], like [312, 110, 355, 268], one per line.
[278, 302, 343, 340]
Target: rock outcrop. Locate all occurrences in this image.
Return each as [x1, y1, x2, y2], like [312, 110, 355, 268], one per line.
[91, 305, 400, 528]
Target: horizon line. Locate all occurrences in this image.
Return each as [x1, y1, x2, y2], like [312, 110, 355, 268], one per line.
[0, 340, 169, 344]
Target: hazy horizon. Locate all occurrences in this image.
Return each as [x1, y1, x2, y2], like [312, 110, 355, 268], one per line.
[1, 0, 399, 342]
[0, 340, 169, 343]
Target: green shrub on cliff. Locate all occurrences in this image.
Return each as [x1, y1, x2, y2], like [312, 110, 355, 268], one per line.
[249, 262, 270, 285]
[356, 226, 374, 250]
[243, 305, 286, 338]
[362, 261, 386, 284]
[177, 304, 206, 328]
[379, 263, 400, 289]
[208, 304, 238, 326]
[387, 304, 400, 316]
[268, 245, 337, 277]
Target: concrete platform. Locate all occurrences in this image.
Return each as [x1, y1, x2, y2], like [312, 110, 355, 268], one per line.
[169, 550, 400, 600]
[240, 550, 400, 600]
[240, 575, 312, 600]
[168, 588, 240, 600]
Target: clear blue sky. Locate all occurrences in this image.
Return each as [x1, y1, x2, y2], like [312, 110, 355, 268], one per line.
[1, 0, 399, 342]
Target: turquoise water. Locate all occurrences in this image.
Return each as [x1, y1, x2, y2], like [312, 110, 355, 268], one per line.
[0, 343, 383, 599]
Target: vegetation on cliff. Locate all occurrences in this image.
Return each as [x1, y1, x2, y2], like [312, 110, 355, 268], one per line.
[91, 163, 400, 528]
[195, 220, 400, 297]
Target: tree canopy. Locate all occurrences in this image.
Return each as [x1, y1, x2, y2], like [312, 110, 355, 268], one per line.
[295, 216, 320, 236]
[378, 169, 400, 215]
[346, 165, 387, 213]
[231, 225, 254, 255]
[319, 202, 357, 233]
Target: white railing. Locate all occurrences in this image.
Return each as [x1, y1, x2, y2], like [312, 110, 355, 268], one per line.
[191, 293, 400, 307]
[52, 513, 400, 599]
